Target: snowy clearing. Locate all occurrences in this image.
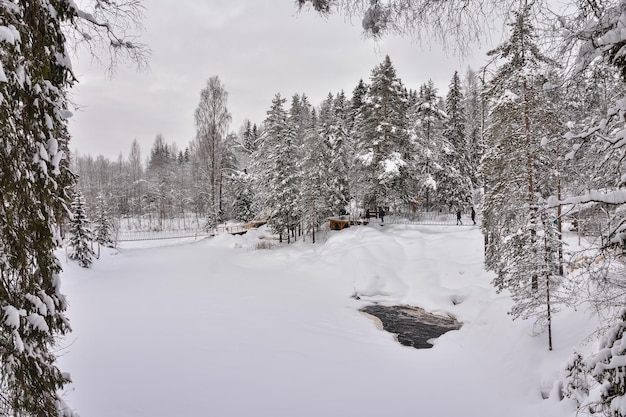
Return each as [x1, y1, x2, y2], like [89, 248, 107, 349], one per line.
[58, 224, 595, 417]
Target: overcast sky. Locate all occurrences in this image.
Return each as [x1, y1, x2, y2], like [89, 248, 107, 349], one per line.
[67, 0, 498, 160]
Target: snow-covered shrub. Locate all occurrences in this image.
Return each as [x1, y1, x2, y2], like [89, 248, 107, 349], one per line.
[589, 309, 626, 416]
[562, 352, 591, 407]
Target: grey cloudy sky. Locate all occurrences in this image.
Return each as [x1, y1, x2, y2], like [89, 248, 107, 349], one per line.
[67, 0, 496, 160]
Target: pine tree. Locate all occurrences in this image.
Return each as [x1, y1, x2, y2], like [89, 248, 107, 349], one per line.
[68, 191, 95, 268]
[482, 4, 562, 349]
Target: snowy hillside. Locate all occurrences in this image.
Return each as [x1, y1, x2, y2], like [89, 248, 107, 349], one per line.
[58, 224, 595, 417]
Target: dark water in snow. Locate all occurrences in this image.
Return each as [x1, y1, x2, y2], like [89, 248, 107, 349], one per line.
[361, 304, 462, 349]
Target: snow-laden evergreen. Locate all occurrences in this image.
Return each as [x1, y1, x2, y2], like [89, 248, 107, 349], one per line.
[231, 170, 256, 223]
[0, 0, 145, 413]
[94, 193, 114, 248]
[320, 92, 351, 215]
[1, 3, 74, 416]
[437, 71, 474, 211]
[353, 55, 413, 210]
[253, 94, 301, 241]
[68, 191, 95, 268]
[481, 5, 563, 348]
[411, 80, 447, 210]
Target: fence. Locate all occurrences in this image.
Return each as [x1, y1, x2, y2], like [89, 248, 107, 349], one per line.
[385, 211, 479, 226]
[115, 228, 209, 242]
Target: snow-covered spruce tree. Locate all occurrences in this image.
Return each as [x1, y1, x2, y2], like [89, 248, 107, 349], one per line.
[320, 92, 351, 215]
[231, 169, 256, 223]
[68, 191, 95, 268]
[348, 79, 370, 209]
[481, 4, 562, 349]
[587, 309, 626, 416]
[412, 80, 446, 210]
[94, 193, 114, 249]
[436, 71, 474, 211]
[353, 55, 413, 211]
[0, 2, 145, 415]
[253, 94, 300, 243]
[562, 352, 591, 409]
[288, 93, 312, 238]
[242, 119, 260, 154]
[289, 93, 313, 148]
[145, 134, 176, 229]
[300, 108, 332, 240]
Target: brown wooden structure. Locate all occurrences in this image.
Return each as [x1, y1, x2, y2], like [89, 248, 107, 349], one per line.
[329, 217, 351, 230]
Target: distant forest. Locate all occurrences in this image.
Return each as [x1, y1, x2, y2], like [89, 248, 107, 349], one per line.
[73, 57, 483, 234]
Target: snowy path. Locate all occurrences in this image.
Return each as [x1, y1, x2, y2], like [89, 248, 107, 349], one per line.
[58, 225, 587, 417]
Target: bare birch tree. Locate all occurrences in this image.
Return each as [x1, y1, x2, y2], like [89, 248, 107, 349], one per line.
[193, 76, 232, 228]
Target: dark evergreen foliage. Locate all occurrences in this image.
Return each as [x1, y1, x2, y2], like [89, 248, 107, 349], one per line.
[1, 2, 76, 415]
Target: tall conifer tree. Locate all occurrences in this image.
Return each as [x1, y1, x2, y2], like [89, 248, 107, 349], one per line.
[354, 56, 413, 211]
[68, 191, 95, 268]
[253, 94, 300, 242]
[481, 4, 562, 349]
[437, 71, 474, 211]
[413, 80, 446, 210]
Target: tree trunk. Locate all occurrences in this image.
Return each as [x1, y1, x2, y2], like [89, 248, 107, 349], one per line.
[524, 79, 538, 291]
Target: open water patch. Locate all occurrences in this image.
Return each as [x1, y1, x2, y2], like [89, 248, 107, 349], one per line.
[361, 304, 462, 349]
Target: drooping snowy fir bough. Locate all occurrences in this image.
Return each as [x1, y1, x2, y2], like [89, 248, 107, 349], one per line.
[0, 0, 146, 415]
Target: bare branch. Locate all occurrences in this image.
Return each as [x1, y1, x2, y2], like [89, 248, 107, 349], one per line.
[63, 0, 150, 74]
[296, 0, 517, 53]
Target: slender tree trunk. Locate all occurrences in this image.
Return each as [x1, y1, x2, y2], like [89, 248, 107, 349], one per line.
[524, 79, 538, 291]
[312, 198, 316, 244]
[555, 142, 564, 277]
[545, 235, 553, 351]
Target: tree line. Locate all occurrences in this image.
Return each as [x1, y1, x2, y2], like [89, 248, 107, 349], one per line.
[73, 59, 481, 239]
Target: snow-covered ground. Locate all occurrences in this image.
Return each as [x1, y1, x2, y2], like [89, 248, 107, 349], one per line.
[57, 224, 596, 417]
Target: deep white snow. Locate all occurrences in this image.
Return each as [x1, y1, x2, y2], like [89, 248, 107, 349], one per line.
[57, 224, 597, 417]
